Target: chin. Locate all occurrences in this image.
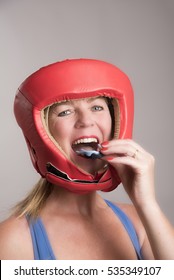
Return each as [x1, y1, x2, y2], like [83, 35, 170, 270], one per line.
[77, 159, 105, 175]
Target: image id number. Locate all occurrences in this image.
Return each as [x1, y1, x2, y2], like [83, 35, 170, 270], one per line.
[107, 266, 161, 276]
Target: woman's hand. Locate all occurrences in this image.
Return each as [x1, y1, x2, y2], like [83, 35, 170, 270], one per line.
[101, 139, 156, 208]
[101, 139, 174, 260]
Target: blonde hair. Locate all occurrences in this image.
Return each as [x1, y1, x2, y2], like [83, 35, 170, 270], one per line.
[13, 178, 53, 219]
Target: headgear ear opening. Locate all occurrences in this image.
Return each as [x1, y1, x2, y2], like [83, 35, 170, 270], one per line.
[14, 58, 134, 193]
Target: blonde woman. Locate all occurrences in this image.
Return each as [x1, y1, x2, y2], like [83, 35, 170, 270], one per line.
[0, 59, 174, 259]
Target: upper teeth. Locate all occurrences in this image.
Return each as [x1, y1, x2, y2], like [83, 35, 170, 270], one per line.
[73, 138, 98, 145]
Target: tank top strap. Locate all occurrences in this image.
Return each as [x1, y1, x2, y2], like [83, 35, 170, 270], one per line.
[105, 200, 143, 260]
[26, 200, 143, 260]
[26, 215, 56, 260]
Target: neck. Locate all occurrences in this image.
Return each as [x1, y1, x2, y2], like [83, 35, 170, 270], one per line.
[44, 185, 104, 217]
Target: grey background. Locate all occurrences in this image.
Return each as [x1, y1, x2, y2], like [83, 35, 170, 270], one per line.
[0, 0, 174, 223]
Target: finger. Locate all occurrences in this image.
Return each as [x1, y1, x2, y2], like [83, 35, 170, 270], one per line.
[102, 154, 144, 170]
[101, 144, 142, 159]
[102, 139, 146, 153]
[101, 139, 149, 160]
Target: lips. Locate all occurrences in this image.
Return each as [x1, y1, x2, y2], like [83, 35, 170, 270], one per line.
[72, 136, 100, 152]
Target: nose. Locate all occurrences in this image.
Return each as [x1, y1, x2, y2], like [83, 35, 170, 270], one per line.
[75, 109, 95, 128]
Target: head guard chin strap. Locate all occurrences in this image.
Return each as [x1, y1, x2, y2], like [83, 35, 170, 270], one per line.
[14, 58, 134, 193]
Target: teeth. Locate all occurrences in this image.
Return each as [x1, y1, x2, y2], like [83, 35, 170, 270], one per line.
[73, 138, 98, 145]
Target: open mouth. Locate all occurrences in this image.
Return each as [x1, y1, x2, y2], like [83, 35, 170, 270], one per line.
[72, 137, 103, 159]
[72, 137, 100, 153]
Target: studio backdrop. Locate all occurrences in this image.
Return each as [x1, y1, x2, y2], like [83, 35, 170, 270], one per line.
[0, 0, 174, 223]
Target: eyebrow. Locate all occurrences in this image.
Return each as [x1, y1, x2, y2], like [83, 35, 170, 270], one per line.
[86, 97, 103, 103]
[69, 97, 105, 104]
[51, 97, 105, 110]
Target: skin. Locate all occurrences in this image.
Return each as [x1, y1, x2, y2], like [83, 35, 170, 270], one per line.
[48, 97, 112, 174]
[101, 140, 174, 259]
[47, 97, 155, 259]
[49, 97, 174, 259]
[0, 97, 174, 259]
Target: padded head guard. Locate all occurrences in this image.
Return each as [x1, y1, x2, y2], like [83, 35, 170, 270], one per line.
[14, 59, 134, 193]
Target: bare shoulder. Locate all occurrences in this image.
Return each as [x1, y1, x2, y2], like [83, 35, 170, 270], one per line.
[115, 202, 154, 259]
[0, 215, 33, 259]
[116, 203, 140, 222]
[114, 202, 146, 246]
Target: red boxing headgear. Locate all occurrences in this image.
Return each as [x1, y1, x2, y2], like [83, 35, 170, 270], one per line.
[14, 59, 134, 193]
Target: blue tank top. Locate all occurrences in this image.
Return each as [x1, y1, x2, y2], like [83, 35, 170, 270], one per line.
[27, 200, 143, 260]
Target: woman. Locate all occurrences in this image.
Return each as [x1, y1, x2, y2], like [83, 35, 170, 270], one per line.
[0, 58, 173, 259]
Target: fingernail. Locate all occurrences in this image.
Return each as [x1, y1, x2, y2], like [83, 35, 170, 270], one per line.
[101, 141, 109, 146]
[106, 157, 114, 161]
[101, 146, 108, 151]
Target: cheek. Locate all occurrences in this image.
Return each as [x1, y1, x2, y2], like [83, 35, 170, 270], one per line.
[102, 113, 112, 139]
[49, 118, 70, 143]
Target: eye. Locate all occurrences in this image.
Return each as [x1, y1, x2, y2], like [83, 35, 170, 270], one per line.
[58, 109, 72, 117]
[92, 105, 104, 111]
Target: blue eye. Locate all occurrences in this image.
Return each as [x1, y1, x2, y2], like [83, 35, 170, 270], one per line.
[58, 110, 71, 117]
[92, 106, 103, 111]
